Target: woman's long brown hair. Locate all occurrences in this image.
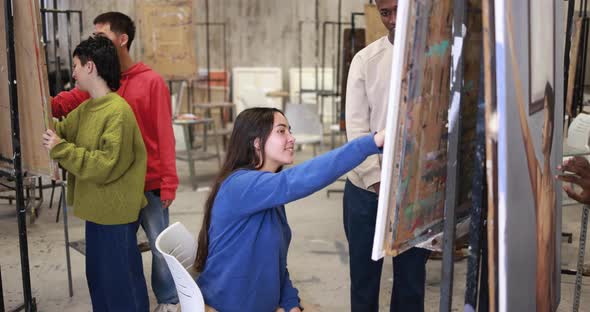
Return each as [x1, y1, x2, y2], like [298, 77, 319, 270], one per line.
[194, 107, 283, 272]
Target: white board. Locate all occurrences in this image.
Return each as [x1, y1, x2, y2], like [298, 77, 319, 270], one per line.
[232, 67, 282, 115]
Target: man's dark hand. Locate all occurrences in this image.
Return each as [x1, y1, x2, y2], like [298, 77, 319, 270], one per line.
[557, 156, 590, 205]
[161, 199, 173, 208]
[371, 182, 381, 195]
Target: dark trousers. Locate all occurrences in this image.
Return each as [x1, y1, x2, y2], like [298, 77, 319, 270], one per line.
[85, 220, 149, 312]
[343, 179, 430, 312]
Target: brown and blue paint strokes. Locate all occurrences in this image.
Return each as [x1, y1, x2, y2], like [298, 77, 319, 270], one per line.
[388, 0, 452, 251]
[384, 0, 482, 254]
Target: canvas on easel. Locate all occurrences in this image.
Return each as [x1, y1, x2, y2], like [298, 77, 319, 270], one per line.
[373, 0, 453, 259]
[0, 0, 56, 178]
[493, 0, 563, 310]
[373, 0, 482, 259]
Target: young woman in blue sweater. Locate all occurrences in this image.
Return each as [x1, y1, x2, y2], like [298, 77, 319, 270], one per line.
[194, 107, 385, 312]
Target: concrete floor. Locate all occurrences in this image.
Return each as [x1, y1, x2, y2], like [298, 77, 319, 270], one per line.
[1, 143, 590, 311]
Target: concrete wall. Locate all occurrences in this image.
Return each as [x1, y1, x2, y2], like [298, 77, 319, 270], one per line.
[44, 0, 377, 88]
[42, 0, 582, 92]
[197, 0, 368, 69]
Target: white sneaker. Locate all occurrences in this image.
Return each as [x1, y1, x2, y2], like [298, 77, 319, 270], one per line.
[154, 303, 180, 312]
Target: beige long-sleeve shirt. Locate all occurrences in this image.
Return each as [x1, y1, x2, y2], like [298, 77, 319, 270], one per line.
[345, 36, 393, 191]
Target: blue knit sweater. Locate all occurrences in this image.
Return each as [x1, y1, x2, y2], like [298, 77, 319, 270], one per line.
[196, 135, 380, 312]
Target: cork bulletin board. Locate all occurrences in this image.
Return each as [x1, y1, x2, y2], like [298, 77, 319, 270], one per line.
[136, 0, 197, 80]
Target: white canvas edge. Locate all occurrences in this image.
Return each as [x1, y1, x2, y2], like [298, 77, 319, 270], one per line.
[372, 0, 411, 261]
[494, 0, 508, 310]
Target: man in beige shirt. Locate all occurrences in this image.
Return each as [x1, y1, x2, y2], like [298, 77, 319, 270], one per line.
[343, 0, 430, 311]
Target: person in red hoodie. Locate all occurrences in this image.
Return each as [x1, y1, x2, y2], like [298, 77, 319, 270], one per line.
[52, 12, 180, 312]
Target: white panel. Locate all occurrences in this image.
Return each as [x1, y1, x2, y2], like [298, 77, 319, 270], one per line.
[232, 67, 283, 115]
[288, 67, 334, 102]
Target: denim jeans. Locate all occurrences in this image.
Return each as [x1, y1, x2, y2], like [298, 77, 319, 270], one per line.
[343, 179, 430, 312]
[86, 220, 149, 312]
[140, 191, 179, 304]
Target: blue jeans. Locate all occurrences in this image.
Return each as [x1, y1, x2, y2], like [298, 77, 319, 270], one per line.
[343, 179, 430, 312]
[86, 220, 149, 312]
[140, 191, 179, 304]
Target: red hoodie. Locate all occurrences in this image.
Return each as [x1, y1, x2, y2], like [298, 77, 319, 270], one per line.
[52, 62, 178, 200]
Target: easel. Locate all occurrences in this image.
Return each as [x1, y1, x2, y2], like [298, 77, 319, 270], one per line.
[330, 6, 490, 309]
[195, 0, 230, 106]
[0, 1, 38, 310]
[39, 1, 83, 96]
[40, 8, 83, 95]
[296, 0, 350, 127]
[193, 20, 232, 146]
[464, 63, 490, 312]
[319, 18, 350, 126]
[439, 0, 466, 310]
[346, 10, 366, 121]
[0, 265, 4, 311]
[194, 21, 229, 103]
[440, 0, 491, 311]
[38, 4, 83, 217]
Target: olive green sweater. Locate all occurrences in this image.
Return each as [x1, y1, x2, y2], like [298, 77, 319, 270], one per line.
[51, 92, 148, 225]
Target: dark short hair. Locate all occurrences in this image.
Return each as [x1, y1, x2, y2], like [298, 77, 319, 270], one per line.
[73, 36, 121, 91]
[93, 12, 136, 50]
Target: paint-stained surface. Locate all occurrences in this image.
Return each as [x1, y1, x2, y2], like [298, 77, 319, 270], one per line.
[0, 0, 56, 177]
[383, 0, 453, 253]
[458, 0, 483, 210]
[378, 0, 481, 255]
[136, 0, 197, 79]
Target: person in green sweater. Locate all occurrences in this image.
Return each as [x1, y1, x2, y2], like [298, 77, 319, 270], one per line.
[42, 36, 149, 312]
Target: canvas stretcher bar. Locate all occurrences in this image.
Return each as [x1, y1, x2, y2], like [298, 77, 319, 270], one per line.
[440, 0, 467, 309]
[372, 0, 411, 261]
